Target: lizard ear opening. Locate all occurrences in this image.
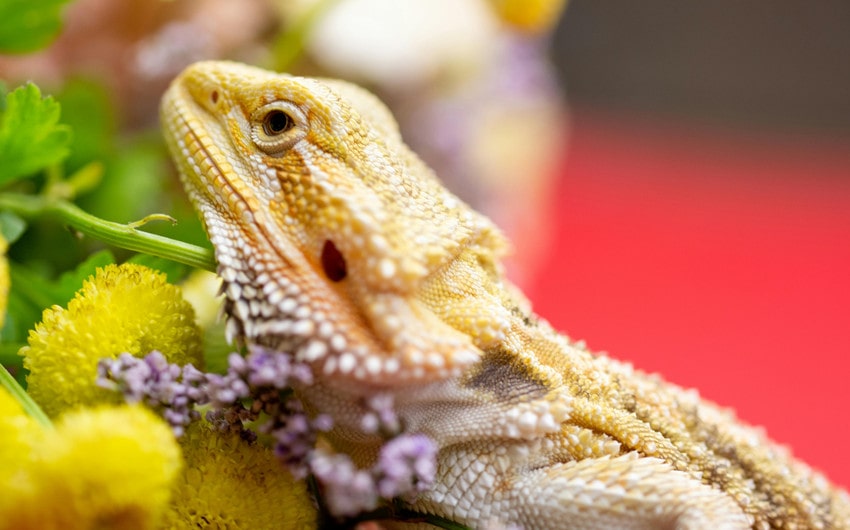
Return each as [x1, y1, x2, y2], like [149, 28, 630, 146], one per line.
[321, 240, 347, 282]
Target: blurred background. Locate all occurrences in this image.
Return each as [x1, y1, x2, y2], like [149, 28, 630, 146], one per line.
[1, 0, 848, 488]
[540, 0, 850, 490]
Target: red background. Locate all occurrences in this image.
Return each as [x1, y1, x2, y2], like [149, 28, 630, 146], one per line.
[526, 110, 850, 489]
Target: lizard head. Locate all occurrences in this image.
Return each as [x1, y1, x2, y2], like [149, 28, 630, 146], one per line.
[161, 61, 509, 384]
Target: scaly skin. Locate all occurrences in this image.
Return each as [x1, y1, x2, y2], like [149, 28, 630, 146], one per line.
[161, 61, 850, 530]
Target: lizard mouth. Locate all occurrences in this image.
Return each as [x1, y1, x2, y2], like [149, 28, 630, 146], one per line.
[161, 82, 243, 227]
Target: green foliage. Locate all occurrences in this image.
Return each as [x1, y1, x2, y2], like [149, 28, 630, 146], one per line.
[0, 211, 27, 244]
[0, 0, 70, 53]
[80, 135, 167, 224]
[0, 74, 215, 381]
[55, 79, 115, 175]
[2, 250, 116, 344]
[55, 80, 211, 250]
[0, 6, 212, 394]
[0, 84, 72, 186]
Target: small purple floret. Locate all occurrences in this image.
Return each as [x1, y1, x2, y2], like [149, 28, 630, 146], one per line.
[97, 345, 440, 519]
[310, 448, 378, 516]
[96, 351, 203, 436]
[375, 433, 438, 498]
[360, 393, 400, 434]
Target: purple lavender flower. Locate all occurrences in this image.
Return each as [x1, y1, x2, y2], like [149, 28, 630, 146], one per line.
[375, 433, 437, 498]
[306, 432, 437, 518]
[310, 448, 378, 516]
[266, 397, 316, 477]
[244, 347, 312, 387]
[360, 393, 399, 434]
[204, 369, 250, 408]
[96, 351, 203, 436]
[97, 345, 441, 522]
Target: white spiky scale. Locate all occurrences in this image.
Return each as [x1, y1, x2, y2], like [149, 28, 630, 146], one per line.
[293, 305, 312, 320]
[316, 321, 334, 339]
[322, 356, 337, 375]
[329, 334, 347, 351]
[364, 356, 382, 375]
[297, 340, 328, 362]
[290, 320, 315, 337]
[337, 353, 356, 374]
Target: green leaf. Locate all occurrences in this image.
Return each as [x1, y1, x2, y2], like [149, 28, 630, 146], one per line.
[8, 249, 114, 318]
[202, 323, 232, 375]
[0, 341, 26, 374]
[0, 288, 41, 344]
[1, 250, 115, 344]
[0, 84, 72, 186]
[0, 0, 70, 53]
[0, 211, 27, 244]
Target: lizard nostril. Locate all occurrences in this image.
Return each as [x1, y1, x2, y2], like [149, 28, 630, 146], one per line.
[321, 240, 347, 282]
[210, 90, 219, 104]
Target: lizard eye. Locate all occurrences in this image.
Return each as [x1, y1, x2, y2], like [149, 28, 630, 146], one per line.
[251, 101, 306, 156]
[262, 110, 294, 135]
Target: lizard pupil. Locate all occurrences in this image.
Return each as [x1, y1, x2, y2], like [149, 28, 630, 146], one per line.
[321, 240, 347, 282]
[263, 110, 294, 135]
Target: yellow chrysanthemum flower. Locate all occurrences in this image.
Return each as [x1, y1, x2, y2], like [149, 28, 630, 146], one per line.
[489, 0, 568, 32]
[21, 263, 203, 417]
[179, 269, 223, 329]
[0, 387, 43, 480]
[0, 233, 9, 330]
[0, 401, 181, 530]
[164, 421, 317, 529]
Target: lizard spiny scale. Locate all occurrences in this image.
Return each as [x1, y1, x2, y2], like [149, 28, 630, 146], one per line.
[161, 61, 850, 530]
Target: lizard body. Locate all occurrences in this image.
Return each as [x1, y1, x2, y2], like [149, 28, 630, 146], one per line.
[161, 61, 850, 530]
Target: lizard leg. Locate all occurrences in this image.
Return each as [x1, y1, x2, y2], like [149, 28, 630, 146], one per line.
[511, 453, 751, 529]
[417, 450, 751, 530]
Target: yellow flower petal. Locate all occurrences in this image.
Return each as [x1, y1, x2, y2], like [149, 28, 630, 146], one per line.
[0, 404, 181, 530]
[21, 263, 203, 417]
[0, 387, 43, 485]
[489, 0, 568, 32]
[179, 269, 223, 329]
[164, 421, 317, 529]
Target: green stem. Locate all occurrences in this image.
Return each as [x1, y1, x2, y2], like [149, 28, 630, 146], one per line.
[391, 505, 473, 530]
[0, 192, 216, 272]
[0, 364, 52, 428]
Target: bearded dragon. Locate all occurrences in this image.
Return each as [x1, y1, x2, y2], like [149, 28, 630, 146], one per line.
[160, 61, 850, 530]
